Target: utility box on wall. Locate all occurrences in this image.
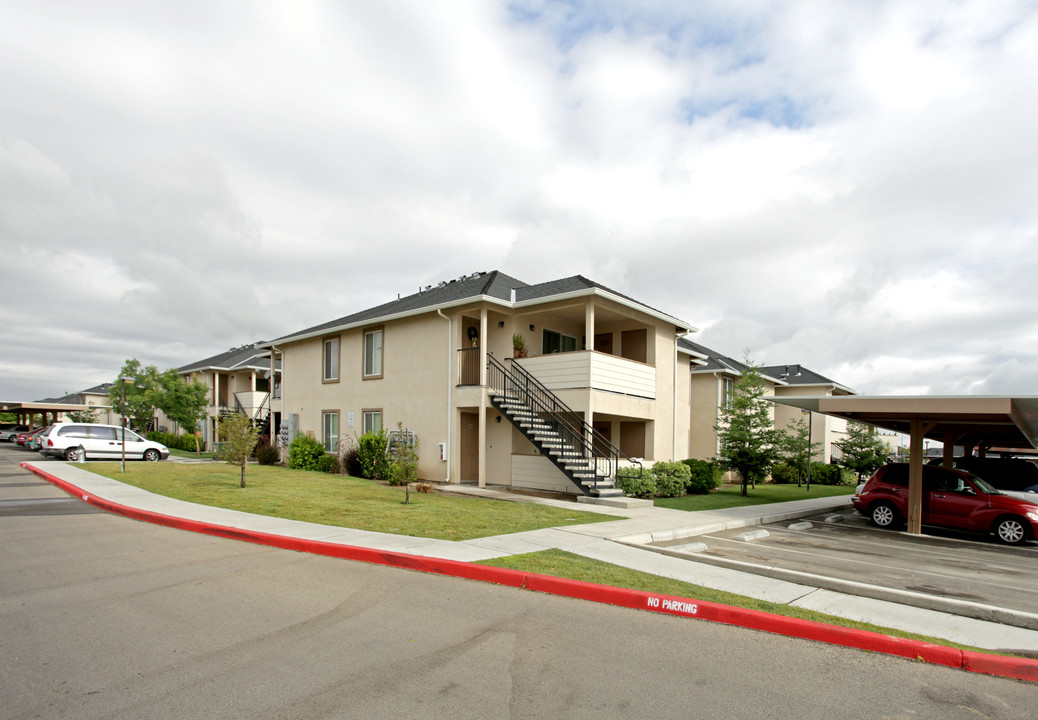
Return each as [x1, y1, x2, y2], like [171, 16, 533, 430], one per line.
[438, 442, 447, 461]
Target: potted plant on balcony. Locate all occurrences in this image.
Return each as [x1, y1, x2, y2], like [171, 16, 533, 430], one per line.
[512, 333, 528, 358]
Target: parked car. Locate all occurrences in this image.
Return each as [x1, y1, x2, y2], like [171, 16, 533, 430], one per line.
[40, 423, 169, 462]
[25, 426, 51, 452]
[927, 457, 1038, 504]
[852, 463, 1038, 545]
[14, 428, 39, 447]
[0, 424, 32, 442]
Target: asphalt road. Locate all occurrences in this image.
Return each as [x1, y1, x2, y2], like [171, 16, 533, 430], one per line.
[661, 508, 1038, 615]
[1, 447, 1035, 719]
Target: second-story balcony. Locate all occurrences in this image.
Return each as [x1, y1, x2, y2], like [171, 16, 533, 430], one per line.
[458, 348, 655, 399]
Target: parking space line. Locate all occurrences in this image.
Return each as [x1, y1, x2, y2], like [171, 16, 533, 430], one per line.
[700, 534, 1038, 595]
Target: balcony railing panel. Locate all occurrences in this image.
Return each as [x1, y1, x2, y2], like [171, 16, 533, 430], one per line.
[516, 351, 656, 399]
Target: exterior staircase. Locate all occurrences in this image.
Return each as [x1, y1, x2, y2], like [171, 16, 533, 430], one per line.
[487, 354, 641, 498]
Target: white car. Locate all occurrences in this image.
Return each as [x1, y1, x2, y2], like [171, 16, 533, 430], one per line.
[40, 423, 169, 462]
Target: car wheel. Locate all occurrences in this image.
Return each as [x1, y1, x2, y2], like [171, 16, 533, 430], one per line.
[143, 449, 160, 462]
[64, 447, 82, 462]
[994, 516, 1028, 545]
[870, 502, 900, 528]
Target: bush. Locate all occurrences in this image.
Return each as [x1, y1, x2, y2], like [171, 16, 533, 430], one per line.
[615, 465, 656, 498]
[808, 462, 844, 485]
[770, 461, 798, 485]
[288, 433, 325, 471]
[148, 431, 200, 452]
[316, 453, 341, 474]
[341, 445, 362, 477]
[650, 461, 693, 498]
[682, 459, 723, 494]
[357, 429, 390, 480]
[255, 439, 281, 465]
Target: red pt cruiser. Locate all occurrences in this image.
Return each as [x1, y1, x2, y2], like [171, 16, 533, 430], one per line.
[852, 463, 1038, 545]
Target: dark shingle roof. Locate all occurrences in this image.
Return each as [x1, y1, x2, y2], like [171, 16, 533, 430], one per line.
[178, 345, 277, 374]
[760, 364, 840, 386]
[271, 271, 691, 344]
[680, 338, 748, 375]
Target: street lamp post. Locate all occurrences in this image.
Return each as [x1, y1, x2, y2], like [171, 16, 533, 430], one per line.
[802, 408, 814, 492]
[119, 376, 133, 473]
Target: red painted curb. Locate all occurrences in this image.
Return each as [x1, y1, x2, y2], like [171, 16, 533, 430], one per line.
[22, 462, 1038, 683]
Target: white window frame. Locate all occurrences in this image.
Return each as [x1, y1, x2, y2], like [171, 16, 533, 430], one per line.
[323, 336, 340, 383]
[364, 328, 383, 379]
[322, 411, 339, 453]
[363, 410, 382, 435]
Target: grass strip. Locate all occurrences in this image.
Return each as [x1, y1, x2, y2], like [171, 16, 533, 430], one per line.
[478, 549, 1013, 656]
[83, 462, 607, 541]
[654, 482, 855, 511]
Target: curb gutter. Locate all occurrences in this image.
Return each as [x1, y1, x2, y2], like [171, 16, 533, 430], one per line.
[22, 462, 1038, 684]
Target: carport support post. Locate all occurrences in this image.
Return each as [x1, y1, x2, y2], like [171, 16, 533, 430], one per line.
[907, 419, 924, 534]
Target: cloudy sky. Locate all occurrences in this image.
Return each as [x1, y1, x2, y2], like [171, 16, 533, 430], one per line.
[3, 0, 1037, 402]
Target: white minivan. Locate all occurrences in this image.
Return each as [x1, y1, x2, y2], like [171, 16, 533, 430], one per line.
[41, 423, 169, 462]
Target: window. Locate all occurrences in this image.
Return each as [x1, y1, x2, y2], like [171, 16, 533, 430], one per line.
[323, 336, 340, 382]
[323, 411, 339, 452]
[542, 329, 577, 354]
[363, 410, 382, 435]
[722, 377, 734, 409]
[364, 328, 383, 378]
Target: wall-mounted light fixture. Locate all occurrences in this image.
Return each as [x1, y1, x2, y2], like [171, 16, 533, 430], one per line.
[495, 415, 501, 423]
[529, 324, 535, 332]
[498, 321, 504, 328]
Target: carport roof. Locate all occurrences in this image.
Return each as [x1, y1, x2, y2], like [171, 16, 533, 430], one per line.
[769, 395, 1038, 450]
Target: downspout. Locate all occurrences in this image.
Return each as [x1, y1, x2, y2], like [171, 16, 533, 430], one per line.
[437, 309, 452, 483]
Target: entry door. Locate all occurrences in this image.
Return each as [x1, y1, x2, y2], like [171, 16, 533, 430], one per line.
[460, 412, 479, 483]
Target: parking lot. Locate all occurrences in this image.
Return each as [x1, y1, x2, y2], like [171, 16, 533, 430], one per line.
[654, 507, 1038, 622]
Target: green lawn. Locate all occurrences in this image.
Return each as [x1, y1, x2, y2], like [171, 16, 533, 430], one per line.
[84, 463, 607, 541]
[478, 549, 995, 654]
[167, 448, 216, 460]
[654, 482, 855, 511]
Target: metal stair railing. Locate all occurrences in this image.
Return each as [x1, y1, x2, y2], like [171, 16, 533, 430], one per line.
[486, 353, 642, 487]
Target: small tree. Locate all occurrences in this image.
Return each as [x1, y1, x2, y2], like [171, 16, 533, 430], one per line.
[778, 415, 822, 487]
[65, 407, 99, 423]
[715, 360, 780, 496]
[835, 422, 888, 481]
[216, 414, 259, 488]
[108, 359, 162, 432]
[155, 369, 209, 454]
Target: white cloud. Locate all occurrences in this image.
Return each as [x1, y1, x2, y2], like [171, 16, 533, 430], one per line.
[1, 0, 1038, 402]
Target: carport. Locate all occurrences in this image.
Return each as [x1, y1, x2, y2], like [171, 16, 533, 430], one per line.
[0, 401, 91, 427]
[769, 396, 1038, 534]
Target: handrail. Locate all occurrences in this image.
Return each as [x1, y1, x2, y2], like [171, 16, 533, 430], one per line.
[486, 353, 641, 485]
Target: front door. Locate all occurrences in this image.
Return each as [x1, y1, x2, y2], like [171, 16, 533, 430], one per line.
[460, 412, 479, 483]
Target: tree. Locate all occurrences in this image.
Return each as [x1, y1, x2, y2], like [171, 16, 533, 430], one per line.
[835, 421, 888, 481]
[715, 360, 781, 496]
[155, 369, 209, 453]
[216, 413, 259, 488]
[778, 415, 822, 487]
[108, 359, 161, 432]
[65, 407, 99, 423]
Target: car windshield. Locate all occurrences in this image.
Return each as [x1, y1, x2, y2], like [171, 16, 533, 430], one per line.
[966, 473, 1000, 495]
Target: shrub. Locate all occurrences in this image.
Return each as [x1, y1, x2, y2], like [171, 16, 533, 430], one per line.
[148, 431, 200, 452]
[681, 459, 723, 494]
[615, 465, 656, 498]
[809, 462, 844, 485]
[357, 429, 390, 480]
[650, 461, 693, 498]
[255, 439, 281, 465]
[316, 453, 341, 474]
[341, 445, 362, 477]
[770, 461, 798, 485]
[288, 433, 325, 471]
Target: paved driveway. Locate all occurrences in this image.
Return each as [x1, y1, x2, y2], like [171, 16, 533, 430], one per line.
[657, 508, 1038, 620]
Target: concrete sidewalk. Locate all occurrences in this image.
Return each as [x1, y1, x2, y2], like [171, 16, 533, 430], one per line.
[23, 459, 1038, 653]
